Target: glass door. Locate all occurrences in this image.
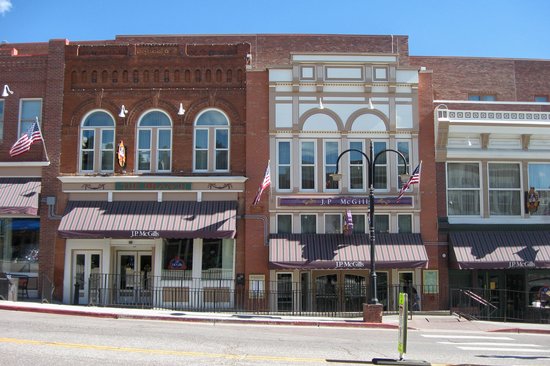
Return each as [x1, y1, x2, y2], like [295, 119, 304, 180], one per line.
[72, 251, 101, 305]
[117, 251, 152, 305]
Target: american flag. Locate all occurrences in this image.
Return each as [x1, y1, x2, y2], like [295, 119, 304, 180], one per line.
[397, 161, 422, 201]
[9, 121, 43, 157]
[253, 161, 271, 205]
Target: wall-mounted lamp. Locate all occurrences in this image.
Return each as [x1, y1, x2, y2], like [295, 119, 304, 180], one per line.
[319, 98, 324, 110]
[177, 103, 186, 116]
[368, 98, 374, 110]
[2, 84, 13, 97]
[119, 105, 128, 118]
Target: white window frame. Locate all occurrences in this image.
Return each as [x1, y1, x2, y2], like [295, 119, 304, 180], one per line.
[276, 139, 292, 192]
[374, 214, 390, 233]
[324, 213, 342, 234]
[193, 108, 230, 173]
[18, 98, 43, 136]
[348, 140, 366, 192]
[249, 274, 266, 299]
[372, 140, 389, 192]
[300, 140, 317, 192]
[487, 162, 522, 217]
[79, 110, 116, 174]
[397, 214, 413, 233]
[214, 127, 229, 171]
[446, 161, 482, 217]
[300, 213, 317, 234]
[136, 109, 173, 174]
[323, 140, 340, 193]
[351, 213, 367, 233]
[276, 213, 293, 234]
[396, 140, 411, 190]
[194, 128, 209, 172]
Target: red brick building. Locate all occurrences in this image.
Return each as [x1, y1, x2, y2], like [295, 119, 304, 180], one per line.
[1, 35, 548, 318]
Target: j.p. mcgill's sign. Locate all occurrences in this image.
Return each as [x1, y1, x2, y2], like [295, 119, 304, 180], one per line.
[130, 230, 160, 238]
[335, 261, 366, 269]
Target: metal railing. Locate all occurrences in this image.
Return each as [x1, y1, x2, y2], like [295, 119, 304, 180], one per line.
[450, 287, 550, 323]
[86, 273, 445, 317]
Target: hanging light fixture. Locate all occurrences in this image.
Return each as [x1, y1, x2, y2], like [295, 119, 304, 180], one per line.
[319, 98, 324, 109]
[177, 103, 186, 116]
[119, 105, 128, 118]
[368, 98, 374, 109]
[2, 84, 13, 97]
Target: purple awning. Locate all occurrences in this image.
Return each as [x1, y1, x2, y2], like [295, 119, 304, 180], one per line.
[0, 178, 41, 216]
[59, 200, 237, 239]
[269, 233, 428, 269]
[449, 231, 550, 269]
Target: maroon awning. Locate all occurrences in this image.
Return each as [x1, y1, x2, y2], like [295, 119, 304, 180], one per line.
[269, 233, 428, 269]
[449, 231, 550, 269]
[0, 178, 41, 216]
[59, 200, 237, 239]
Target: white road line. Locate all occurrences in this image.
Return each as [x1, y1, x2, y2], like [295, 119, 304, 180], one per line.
[438, 341, 541, 347]
[457, 346, 550, 353]
[421, 334, 514, 340]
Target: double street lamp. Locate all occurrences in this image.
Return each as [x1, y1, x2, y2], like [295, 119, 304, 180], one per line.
[331, 141, 409, 304]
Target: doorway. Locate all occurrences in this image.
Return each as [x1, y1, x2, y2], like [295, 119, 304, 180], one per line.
[116, 251, 153, 305]
[72, 250, 101, 305]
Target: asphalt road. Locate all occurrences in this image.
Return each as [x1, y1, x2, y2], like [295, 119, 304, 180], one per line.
[0, 310, 549, 366]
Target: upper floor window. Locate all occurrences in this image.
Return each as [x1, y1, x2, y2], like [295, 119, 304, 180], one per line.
[19, 99, 42, 136]
[324, 141, 339, 191]
[373, 141, 388, 189]
[488, 163, 521, 216]
[374, 214, 389, 233]
[352, 214, 366, 233]
[194, 109, 229, 172]
[468, 94, 496, 101]
[277, 140, 291, 191]
[300, 214, 317, 234]
[397, 141, 410, 189]
[80, 111, 115, 173]
[447, 162, 481, 216]
[324, 214, 341, 233]
[349, 141, 365, 191]
[277, 214, 292, 234]
[535, 95, 549, 103]
[300, 141, 316, 191]
[0, 100, 4, 141]
[398, 214, 412, 233]
[528, 163, 550, 216]
[137, 110, 172, 173]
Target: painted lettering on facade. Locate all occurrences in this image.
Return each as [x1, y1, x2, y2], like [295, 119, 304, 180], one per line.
[508, 261, 536, 268]
[279, 196, 412, 206]
[335, 261, 366, 269]
[115, 182, 192, 190]
[130, 230, 160, 238]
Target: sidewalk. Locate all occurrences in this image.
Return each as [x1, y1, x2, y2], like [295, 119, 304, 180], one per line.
[1, 300, 549, 334]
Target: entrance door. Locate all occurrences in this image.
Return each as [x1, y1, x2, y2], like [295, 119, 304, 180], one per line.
[117, 251, 153, 305]
[72, 251, 101, 305]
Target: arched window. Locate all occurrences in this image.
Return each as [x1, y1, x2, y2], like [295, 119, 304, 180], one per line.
[194, 109, 230, 172]
[137, 110, 172, 173]
[80, 111, 115, 173]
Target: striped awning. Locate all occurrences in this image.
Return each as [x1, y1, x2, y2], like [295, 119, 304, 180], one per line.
[0, 178, 41, 216]
[269, 233, 428, 269]
[449, 231, 550, 269]
[59, 200, 237, 239]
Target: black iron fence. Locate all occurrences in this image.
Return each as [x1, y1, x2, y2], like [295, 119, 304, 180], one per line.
[86, 273, 445, 317]
[450, 287, 550, 323]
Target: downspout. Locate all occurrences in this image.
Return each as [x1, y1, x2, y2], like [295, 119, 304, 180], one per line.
[238, 215, 269, 245]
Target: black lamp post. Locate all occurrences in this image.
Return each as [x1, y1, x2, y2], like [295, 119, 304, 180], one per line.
[331, 141, 409, 304]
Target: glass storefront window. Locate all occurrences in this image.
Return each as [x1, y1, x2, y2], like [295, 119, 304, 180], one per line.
[162, 238, 193, 279]
[202, 239, 234, 280]
[0, 218, 39, 274]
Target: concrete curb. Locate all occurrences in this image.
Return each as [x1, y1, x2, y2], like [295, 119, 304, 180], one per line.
[0, 303, 398, 329]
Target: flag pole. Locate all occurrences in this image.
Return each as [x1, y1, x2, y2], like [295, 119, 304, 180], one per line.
[36, 117, 50, 163]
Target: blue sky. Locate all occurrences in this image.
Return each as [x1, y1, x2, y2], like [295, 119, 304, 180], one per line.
[1, 0, 549, 59]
